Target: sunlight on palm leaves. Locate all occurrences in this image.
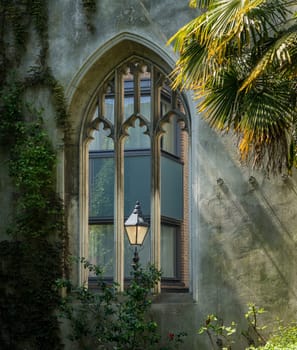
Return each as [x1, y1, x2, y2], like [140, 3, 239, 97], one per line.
[169, 0, 297, 173]
[240, 26, 297, 91]
[188, 0, 211, 9]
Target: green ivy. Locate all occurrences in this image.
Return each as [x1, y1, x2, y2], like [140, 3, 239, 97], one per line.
[0, 84, 66, 348]
[0, 0, 69, 348]
[0, 79, 23, 144]
[31, 0, 48, 44]
[25, 66, 69, 130]
[9, 116, 64, 239]
[0, 1, 48, 72]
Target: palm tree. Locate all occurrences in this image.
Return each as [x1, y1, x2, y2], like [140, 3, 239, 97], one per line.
[169, 0, 297, 174]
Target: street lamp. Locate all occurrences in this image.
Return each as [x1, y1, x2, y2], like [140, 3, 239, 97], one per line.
[124, 201, 149, 269]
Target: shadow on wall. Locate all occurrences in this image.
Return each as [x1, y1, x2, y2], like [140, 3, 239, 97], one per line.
[194, 121, 297, 346]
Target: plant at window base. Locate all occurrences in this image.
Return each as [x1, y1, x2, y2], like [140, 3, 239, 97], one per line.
[58, 259, 186, 350]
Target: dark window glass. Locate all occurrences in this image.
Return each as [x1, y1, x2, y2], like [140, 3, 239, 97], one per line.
[89, 224, 114, 277]
[124, 154, 151, 217]
[161, 155, 183, 221]
[124, 120, 150, 150]
[89, 156, 114, 218]
[88, 60, 188, 288]
[161, 224, 177, 278]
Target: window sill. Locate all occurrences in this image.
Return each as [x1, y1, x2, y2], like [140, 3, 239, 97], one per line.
[88, 277, 189, 294]
[152, 292, 193, 304]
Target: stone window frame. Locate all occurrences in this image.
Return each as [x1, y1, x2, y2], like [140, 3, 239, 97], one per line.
[63, 35, 192, 294]
[85, 56, 190, 292]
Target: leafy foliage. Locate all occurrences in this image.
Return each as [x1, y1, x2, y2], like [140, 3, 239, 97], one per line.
[242, 303, 267, 347]
[59, 259, 186, 350]
[0, 88, 66, 348]
[0, 1, 69, 348]
[199, 303, 297, 350]
[25, 66, 69, 130]
[9, 116, 65, 239]
[198, 314, 237, 349]
[0, 0, 69, 131]
[170, 0, 297, 174]
[251, 324, 297, 350]
[0, 0, 49, 83]
[0, 78, 23, 144]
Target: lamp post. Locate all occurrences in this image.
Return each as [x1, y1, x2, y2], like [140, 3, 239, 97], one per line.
[124, 201, 149, 270]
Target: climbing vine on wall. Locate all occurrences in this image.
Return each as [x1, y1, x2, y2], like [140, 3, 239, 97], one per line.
[0, 80, 66, 350]
[0, 0, 69, 128]
[0, 0, 70, 349]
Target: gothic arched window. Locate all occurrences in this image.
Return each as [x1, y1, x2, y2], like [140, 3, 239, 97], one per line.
[87, 57, 190, 292]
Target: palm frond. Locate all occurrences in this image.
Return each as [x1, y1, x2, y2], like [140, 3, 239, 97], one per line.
[199, 0, 266, 58]
[170, 39, 218, 91]
[240, 25, 297, 91]
[198, 67, 243, 130]
[170, 0, 297, 173]
[188, 0, 212, 9]
[238, 80, 295, 172]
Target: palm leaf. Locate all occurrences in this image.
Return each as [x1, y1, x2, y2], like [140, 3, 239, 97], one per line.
[238, 79, 295, 171]
[240, 25, 297, 91]
[188, 0, 212, 8]
[170, 39, 217, 91]
[198, 66, 243, 130]
[170, 0, 297, 172]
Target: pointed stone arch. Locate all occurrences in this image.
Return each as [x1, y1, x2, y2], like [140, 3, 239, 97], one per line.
[63, 33, 191, 289]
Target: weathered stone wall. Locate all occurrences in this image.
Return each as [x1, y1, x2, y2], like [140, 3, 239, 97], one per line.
[1, 1, 297, 349]
[191, 117, 297, 347]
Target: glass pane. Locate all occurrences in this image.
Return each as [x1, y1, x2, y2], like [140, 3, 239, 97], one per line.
[124, 95, 134, 119]
[105, 97, 114, 123]
[162, 116, 178, 155]
[140, 95, 151, 120]
[124, 153, 151, 277]
[161, 156, 183, 220]
[140, 70, 151, 120]
[161, 99, 171, 116]
[89, 157, 114, 218]
[161, 225, 176, 278]
[89, 124, 114, 151]
[124, 230, 151, 278]
[124, 70, 134, 120]
[124, 119, 150, 150]
[161, 225, 177, 278]
[161, 84, 172, 116]
[124, 155, 151, 217]
[104, 78, 115, 123]
[89, 224, 114, 277]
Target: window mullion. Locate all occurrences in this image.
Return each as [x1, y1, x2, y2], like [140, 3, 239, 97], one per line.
[114, 68, 125, 291]
[171, 90, 178, 110]
[151, 67, 162, 293]
[134, 67, 140, 115]
[99, 89, 105, 118]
